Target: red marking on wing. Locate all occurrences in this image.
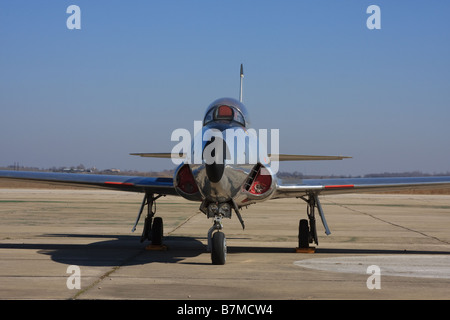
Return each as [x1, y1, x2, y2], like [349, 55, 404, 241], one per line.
[324, 184, 354, 189]
[104, 181, 134, 186]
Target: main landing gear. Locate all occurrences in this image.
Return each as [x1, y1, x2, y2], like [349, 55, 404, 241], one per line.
[297, 193, 331, 250]
[132, 193, 165, 247]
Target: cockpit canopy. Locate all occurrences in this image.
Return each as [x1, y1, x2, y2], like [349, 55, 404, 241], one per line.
[203, 98, 249, 127]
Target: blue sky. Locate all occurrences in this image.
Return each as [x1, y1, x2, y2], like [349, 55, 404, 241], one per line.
[1, 1, 449, 176]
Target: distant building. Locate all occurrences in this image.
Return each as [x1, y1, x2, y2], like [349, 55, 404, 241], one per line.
[104, 169, 121, 173]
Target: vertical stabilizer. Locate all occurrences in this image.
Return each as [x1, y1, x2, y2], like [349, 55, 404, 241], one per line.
[239, 64, 244, 102]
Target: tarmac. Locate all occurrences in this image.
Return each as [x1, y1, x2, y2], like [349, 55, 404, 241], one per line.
[1, 188, 450, 300]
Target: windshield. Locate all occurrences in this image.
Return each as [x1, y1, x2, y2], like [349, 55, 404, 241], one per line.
[203, 105, 245, 126]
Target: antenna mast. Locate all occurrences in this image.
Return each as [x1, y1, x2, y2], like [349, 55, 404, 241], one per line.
[239, 64, 244, 102]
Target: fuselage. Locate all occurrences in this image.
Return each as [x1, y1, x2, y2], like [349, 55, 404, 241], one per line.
[173, 98, 276, 213]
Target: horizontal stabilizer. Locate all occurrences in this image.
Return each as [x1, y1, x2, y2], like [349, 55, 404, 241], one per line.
[269, 154, 351, 161]
[130, 153, 351, 161]
[130, 153, 186, 159]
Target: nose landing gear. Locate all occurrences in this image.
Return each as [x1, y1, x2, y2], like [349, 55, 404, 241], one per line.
[207, 216, 227, 265]
[203, 200, 244, 265]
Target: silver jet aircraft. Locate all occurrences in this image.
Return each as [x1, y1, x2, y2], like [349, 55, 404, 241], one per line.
[1, 65, 450, 264]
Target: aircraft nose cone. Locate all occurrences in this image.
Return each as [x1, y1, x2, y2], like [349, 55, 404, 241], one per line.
[203, 137, 226, 183]
[205, 162, 224, 183]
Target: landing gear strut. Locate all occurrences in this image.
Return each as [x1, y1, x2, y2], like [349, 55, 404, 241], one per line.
[132, 193, 164, 245]
[298, 193, 331, 249]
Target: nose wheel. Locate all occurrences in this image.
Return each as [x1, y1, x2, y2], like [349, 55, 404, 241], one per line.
[211, 231, 227, 265]
[207, 216, 227, 265]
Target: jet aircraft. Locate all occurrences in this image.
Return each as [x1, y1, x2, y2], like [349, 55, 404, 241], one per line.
[1, 65, 450, 264]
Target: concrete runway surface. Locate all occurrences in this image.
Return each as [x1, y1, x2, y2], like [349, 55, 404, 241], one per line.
[0, 188, 449, 300]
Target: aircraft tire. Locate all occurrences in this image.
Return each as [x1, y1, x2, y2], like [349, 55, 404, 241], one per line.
[211, 231, 227, 265]
[140, 216, 152, 243]
[298, 219, 309, 248]
[151, 217, 163, 245]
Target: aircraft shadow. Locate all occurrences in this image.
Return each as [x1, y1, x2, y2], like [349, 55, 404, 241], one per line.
[0, 234, 206, 267]
[2, 235, 449, 268]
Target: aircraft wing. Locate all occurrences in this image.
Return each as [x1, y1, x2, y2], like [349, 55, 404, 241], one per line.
[273, 176, 450, 199]
[0, 170, 177, 195]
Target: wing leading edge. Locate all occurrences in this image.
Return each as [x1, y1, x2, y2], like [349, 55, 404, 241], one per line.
[0, 170, 177, 195]
[274, 176, 450, 199]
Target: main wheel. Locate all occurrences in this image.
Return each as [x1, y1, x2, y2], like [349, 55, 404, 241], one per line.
[140, 216, 152, 243]
[211, 232, 226, 265]
[298, 219, 309, 248]
[151, 217, 163, 245]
